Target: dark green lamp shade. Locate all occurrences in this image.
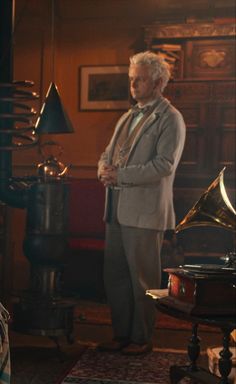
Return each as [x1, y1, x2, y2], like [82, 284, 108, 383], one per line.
[35, 82, 74, 134]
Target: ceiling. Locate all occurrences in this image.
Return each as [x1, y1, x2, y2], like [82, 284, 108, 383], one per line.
[58, 0, 236, 20]
[15, 0, 236, 22]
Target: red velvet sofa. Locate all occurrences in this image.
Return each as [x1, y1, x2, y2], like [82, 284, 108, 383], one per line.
[68, 178, 105, 252]
[64, 178, 106, 300]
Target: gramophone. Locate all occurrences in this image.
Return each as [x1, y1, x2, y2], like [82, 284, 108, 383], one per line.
[163, 167, 236, 315]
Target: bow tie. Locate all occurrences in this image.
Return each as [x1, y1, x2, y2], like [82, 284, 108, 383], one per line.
[131, 104, 151, 117]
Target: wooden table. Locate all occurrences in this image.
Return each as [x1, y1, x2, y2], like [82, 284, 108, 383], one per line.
[155, 298, 236, 384]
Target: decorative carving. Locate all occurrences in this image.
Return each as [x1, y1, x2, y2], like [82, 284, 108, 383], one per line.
[200, 50, 226, 68]
[145, 22, 236, 41]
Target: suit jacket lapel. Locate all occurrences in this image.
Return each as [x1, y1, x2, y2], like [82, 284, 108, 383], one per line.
[127, 97, 170, 161]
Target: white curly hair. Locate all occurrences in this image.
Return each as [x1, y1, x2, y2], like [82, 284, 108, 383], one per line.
[129, 51, 171, 92]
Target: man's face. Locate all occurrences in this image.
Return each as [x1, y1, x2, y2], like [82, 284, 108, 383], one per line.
[129, 64, 160, 105]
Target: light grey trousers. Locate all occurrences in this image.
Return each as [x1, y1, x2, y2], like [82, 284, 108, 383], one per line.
[104, 218, 164, 344]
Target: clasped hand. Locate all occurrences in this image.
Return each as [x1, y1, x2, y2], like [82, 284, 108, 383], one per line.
[99, 164, 118, 187]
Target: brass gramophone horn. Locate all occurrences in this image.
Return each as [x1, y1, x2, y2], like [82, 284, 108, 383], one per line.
[175, 167, 236, 233]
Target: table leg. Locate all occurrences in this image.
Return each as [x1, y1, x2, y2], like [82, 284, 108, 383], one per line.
[187, 323, 200, 372]
[218, 329, 232, 384]
[170, 366, 186, 384]
[170, 323, 201, 384]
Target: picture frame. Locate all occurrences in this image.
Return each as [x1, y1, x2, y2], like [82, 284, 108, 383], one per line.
[79, 65, 129, 111]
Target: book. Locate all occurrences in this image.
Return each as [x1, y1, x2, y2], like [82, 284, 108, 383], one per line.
[152, 44, 182, 51]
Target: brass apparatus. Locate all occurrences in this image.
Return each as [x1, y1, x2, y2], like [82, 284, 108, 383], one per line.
[176, 167, 236, 233]
[175, 167, 236, 268]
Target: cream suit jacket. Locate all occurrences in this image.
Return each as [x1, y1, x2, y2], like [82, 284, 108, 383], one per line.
[98, 96, 186, 230]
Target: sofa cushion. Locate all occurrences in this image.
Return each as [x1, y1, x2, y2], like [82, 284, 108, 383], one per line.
[68, 178, 105, 250]
[68, 237, 105, 251]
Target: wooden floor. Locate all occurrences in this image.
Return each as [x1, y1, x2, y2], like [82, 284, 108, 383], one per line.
[10, 320, 223, 351]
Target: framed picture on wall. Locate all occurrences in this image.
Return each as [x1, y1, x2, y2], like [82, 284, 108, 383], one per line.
[79, 65, 129, 110]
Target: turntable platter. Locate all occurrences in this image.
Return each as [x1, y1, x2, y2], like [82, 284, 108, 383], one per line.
[180, 264, 236, 274]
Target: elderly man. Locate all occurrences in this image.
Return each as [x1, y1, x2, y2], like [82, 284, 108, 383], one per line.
[97, 51, 186, 355]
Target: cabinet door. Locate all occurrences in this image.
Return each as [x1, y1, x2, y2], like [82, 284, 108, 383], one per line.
[209, 103, 235, 175]
[209, 81, 235, 177]
[164, 80, 235, 181]
[177, 103, 208, 174]
[164, 81, 210, 176]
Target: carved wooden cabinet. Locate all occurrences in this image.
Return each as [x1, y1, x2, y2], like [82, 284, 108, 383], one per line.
[144, 20, 236, 260]
[164, 79, 235, 179]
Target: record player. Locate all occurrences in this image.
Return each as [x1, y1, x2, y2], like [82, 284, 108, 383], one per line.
[162, 168, 236, 316]
[163, 264, 236, 315]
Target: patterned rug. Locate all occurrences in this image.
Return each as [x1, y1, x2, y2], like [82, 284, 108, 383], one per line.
[59, 346, 196, 384]
[10, 344, 86, 384]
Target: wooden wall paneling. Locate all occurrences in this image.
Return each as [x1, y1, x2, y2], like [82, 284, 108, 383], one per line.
[208, 102, 236, 174]
[167, 79, 236, 171]
[164, 81, 211, 175]
[165, 80, 211, 101]
[176, 102, 208, 173]
[206, 80, 236, 176]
